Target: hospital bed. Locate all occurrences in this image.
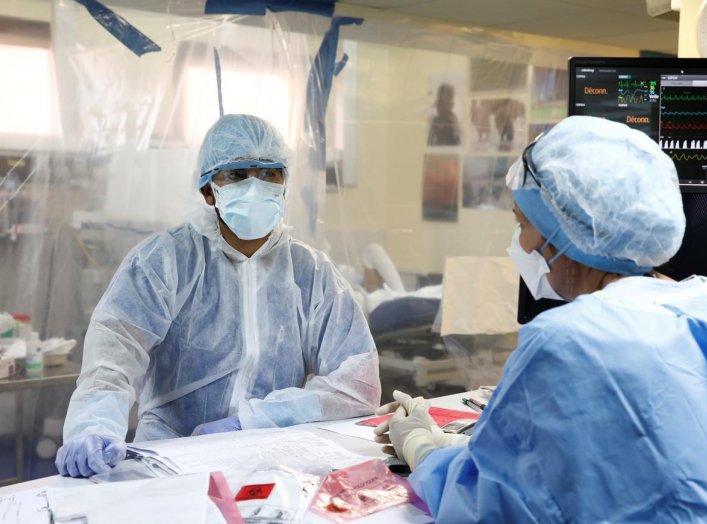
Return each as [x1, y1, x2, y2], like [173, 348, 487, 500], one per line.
[372, 257, 520, 399]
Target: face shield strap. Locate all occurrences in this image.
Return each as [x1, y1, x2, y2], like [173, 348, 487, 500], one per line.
[539, 227, 571, 266]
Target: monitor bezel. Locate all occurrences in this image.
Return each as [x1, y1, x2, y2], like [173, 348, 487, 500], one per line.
[568, 56, 707, 193]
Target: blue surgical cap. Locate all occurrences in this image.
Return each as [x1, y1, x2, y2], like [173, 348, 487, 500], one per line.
[197, 114, 290, 189]
[508, 115, 685, 275]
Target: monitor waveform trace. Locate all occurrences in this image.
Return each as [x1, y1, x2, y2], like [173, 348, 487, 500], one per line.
[617, 78, 656, 105]
[661, 92, 707, 102]
[660, 139, 707, 149]
[666, 152, 707, 162]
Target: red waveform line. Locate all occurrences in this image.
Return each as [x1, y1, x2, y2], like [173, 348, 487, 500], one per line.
[661, 121, 707, 130]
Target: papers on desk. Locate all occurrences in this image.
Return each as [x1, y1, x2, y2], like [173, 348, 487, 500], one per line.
[0, 489, 50, 524]
[320, 417, 381, 441]
[47, 473, 225, 524]
[126, 428, 369, 476]
[357, 407, 479, 428]
[1, 479, 224, 524]
[120, 429, 372, 523]
[321, 407, 478, 442]
[2, 428, 430, 524]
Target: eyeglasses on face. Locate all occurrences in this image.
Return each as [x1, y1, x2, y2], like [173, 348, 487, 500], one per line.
[199, 158, 286, 188]
[212, 167, 285, 186]
[522, 132, 544, 188]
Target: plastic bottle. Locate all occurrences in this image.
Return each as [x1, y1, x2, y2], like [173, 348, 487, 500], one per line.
[25, 331, 43, 378]
[11, 313, 32, 339]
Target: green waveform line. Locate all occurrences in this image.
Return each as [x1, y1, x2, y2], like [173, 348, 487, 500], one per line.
[618, 80, 648, 89]
[668, 153, 707, 161]
[662, 93, 707, 101]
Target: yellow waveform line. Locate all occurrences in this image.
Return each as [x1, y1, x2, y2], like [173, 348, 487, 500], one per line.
[668, 153, 707, 161]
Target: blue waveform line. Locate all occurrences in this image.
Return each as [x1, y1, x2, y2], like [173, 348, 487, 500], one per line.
[618, 88, 648, 96]
[661, 111, 707, 116]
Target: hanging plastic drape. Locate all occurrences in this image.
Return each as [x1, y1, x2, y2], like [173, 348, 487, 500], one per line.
[0, 0, 338, 483]
[0, 0, 635, 482]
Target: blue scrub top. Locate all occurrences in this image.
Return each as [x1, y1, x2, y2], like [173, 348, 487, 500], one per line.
[411, 276, 707, 523]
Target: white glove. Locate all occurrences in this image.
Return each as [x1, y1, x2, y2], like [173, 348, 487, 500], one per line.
[373, 390, 435, 459]
[398, 422, 472, 471]
[373, 391, 471, 470]
[374, 389, 427, 417]
[430, 425, 471, 448]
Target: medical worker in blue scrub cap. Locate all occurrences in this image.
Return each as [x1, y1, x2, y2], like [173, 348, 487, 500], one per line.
[375, 115, 707, 522]
[56, 114, 381, 477]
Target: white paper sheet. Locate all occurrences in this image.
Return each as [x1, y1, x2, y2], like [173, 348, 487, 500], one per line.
[0, 489, 50, 524]
[128, 428, 370, 475]
[318, 418, 378, 441]
[47, 472, 219, 524]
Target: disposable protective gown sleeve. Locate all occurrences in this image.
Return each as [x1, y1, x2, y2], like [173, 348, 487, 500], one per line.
[63, 207, 381, 442]
[410, 276, 707, 523]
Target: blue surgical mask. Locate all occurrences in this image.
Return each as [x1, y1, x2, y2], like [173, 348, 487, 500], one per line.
[211, 178, 285, 240]
[507, 225, 565, 301]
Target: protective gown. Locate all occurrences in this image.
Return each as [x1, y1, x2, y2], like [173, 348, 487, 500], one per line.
[411, 275, 707, 523]
[63, 206, 381, 442]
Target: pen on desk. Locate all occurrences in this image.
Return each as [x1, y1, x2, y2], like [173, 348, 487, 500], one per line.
[461, 398, 481, 413]
[462, 397, 485, 411]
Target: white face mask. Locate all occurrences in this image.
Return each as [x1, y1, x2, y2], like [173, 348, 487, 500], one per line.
[212, 178, 285, 240]
[507, 225, 565, 301]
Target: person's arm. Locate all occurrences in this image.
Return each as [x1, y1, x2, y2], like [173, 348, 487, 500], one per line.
[237, 262, 381, 428]
[406, 316, 569, 522]
[59, 238, 177, 474]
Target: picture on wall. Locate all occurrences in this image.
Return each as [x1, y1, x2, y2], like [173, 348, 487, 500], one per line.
[469, 97, 526, 154]
[427, 75, 466, 147]
[531, 66, 568, 122]
[462, 155, 514, 210]
[422, 153, 459, 222]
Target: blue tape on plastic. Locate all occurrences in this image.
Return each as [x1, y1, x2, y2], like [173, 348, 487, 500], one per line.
[303, 16, 362, 236]
[74, 0, 161, 57]
[305, 16, 363, 171]
[205, 0, 336, 17]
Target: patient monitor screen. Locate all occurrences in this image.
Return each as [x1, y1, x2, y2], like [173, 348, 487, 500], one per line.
[518, 58, 707, 324]
[569, 57, 707, 188]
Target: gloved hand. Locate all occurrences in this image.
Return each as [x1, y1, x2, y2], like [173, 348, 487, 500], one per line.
[55, 435, 127, 478]
[373, 390, 435, 457]
[397, 425, 472, 470]
[430, 425, 471, 448]
[191, 416, 241, 436]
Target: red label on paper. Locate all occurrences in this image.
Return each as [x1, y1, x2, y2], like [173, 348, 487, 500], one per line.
[356, 407, 479, 427]
[235, 483, 275, 501]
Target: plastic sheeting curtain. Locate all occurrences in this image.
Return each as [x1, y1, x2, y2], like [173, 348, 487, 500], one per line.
[0, 0, 628, 482]
[0, 0, 334, 482]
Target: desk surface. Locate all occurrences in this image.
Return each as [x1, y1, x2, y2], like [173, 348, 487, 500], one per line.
[0, 361, 81, 392]
[0, 392, 469, 497]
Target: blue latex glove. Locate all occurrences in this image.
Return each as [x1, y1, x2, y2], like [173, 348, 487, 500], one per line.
[55, 435, 127, 478]
[191, 416, 241, 436]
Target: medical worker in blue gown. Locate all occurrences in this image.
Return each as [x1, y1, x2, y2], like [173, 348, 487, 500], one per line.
[56, 114, 381, 477]
[375, 116, 707, 522]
